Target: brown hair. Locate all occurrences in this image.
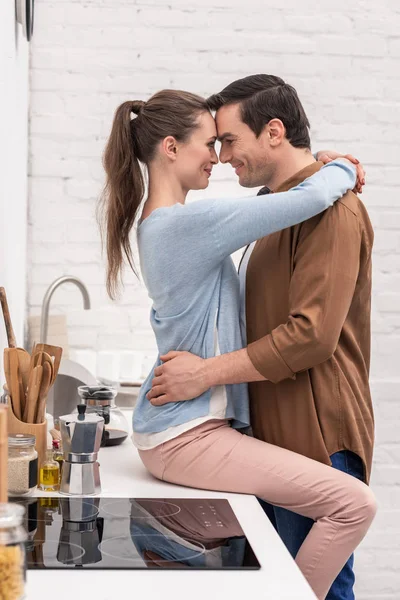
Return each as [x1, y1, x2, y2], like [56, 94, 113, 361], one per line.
[98, 89, 209, 299]
[207, 74, 311, 150]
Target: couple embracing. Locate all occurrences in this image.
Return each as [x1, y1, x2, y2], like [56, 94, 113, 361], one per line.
[99, 74, 375, 600]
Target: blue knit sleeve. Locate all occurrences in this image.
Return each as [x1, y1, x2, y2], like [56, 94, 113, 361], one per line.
[206, 159, 356, 262]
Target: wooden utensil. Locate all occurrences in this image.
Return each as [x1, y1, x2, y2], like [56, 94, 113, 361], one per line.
[17, 349, 31, 418]
[24, 365, 43, 424]
[3, 349, 12, 413]
[4, 348, 21, 421]
[29, 345, 42, 375]
[35, 361, 52, 424]
[34, 343, 62, 384]
[0, 287, 17, 348]
[49, 429, 62, 442]
[41, 353, 54, 386]
[32, 351, 54, 380]
[0, 405, 8, 503]
[10, 350, 22, 421]
[1, 287, 33, 420]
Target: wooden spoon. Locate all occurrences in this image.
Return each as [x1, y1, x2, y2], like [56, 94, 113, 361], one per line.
[3, 350, 13, 413]
[31, 351, 54, 381]
[0, 287, 17, 348]
[36, 361, 52, 424]
[17, 349, 31, 417]
[4, 349, 21, 421]
[24, 365, 43, 424]
[35, 343, 62, 384]
[0, 287, 26, 419]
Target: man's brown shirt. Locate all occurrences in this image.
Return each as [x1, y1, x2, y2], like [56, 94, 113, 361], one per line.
[245, 162, 374, 482]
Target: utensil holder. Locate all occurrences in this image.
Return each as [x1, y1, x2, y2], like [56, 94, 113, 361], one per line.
[0, 405, 8, 502]
[5, 396, 47, 482]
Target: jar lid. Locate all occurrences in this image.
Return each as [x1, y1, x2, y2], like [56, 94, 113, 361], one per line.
[0, 503, 25, 528]
[8, 433, 36, 447]
[78, 385, 117, 401]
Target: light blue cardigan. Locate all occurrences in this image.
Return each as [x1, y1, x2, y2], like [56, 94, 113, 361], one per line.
[133, 160, 356, 435]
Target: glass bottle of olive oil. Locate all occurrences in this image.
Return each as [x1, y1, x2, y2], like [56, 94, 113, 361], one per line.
[52, 439, 64, 483]
[39, 449, 60, 491]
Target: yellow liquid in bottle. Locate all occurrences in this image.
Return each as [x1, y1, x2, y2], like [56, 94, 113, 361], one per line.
[54, 456, 63, 483]
[39, 464, 60, 491]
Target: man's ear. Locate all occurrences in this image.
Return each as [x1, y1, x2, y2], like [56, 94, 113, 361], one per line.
[161, 136, 178, 160]
[264, 119, 286, 147]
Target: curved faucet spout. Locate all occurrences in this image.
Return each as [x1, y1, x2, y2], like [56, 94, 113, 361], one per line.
[40, 276, 91, 344]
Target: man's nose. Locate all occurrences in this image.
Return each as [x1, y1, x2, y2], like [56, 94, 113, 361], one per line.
[219, 146, 231, 164]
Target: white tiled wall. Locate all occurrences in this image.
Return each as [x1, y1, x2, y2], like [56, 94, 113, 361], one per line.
[28, 2, 400, 597]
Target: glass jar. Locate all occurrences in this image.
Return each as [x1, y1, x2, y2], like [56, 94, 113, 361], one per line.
[77, 386, 129, 447]
[8, 434, 38, 497]
[0, 503, 27, 600]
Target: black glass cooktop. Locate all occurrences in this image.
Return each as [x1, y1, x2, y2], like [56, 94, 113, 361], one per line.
[11, 497, 260, 570]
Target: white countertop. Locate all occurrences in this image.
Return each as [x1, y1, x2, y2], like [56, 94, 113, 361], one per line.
[26, 410, 316, 600]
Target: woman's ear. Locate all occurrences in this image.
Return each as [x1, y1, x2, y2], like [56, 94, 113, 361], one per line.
[162, 136, 178, 160]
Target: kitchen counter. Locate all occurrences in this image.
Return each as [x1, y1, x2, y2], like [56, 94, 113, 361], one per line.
[26, 410, 316, 600]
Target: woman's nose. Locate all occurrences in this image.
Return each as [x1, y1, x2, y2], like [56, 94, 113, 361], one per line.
[211, 149, 219, 164]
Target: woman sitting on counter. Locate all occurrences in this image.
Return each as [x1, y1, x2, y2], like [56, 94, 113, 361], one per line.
[98, 88, 376, 600]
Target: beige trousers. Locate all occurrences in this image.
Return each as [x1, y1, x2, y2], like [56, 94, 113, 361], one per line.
[138, 419, 376, 600]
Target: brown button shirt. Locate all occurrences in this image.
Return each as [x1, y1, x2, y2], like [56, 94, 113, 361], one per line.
[245, 162, 375, 483]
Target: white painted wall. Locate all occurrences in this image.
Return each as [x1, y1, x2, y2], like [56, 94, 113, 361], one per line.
[28, 2, 400, 597]
[0, 2, 29, 365]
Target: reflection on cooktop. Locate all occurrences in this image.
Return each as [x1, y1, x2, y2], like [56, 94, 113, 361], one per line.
[10, 497, 260, 570]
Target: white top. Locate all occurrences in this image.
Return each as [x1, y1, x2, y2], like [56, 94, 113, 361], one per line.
[238, 241, 257, 341]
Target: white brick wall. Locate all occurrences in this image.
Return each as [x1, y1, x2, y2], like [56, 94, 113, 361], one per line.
[0, 2, 29, 362]
[28, 2, 400, 596]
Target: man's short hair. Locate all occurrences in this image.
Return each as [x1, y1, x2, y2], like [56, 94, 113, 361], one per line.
[207, 74, 311, 150]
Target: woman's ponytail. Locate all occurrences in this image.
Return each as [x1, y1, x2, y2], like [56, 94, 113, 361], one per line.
[99, 90, 210, 299]
[99, 101, 145, 299]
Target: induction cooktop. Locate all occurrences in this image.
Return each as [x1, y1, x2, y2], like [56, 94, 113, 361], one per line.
[11, 497, 260, 570]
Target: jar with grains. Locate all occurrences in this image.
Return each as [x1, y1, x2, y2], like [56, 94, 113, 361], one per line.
[0, 503, 27, 600]
[8, 434, 38, 497]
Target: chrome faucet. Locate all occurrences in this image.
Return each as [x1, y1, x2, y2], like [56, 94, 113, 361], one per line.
[40, 276, 91, 344]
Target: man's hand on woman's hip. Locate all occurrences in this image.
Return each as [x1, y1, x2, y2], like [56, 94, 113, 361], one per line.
[146, 347, 266, 406]
[146, 351, 208, 406]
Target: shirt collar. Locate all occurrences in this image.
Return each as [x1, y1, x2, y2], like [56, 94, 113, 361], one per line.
[273, 161, 323, 193]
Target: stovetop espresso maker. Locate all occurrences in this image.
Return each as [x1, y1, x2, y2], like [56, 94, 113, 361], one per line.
[59, 404, 104, 496]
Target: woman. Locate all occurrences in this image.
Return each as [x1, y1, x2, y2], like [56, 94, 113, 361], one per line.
[99, 89, 376, 600]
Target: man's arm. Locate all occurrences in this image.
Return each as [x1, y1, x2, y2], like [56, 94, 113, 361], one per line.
[147, 199, 361, 405]
[244, 200, 361, 383]
[210, 200, 362, 385]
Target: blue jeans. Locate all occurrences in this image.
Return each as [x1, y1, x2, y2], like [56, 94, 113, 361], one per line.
[259, 450, 365, 600]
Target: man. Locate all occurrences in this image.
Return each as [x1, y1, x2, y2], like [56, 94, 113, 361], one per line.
[146, 74, 374, 600]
